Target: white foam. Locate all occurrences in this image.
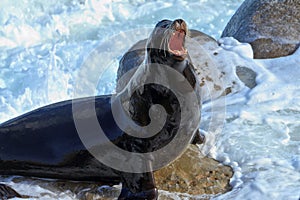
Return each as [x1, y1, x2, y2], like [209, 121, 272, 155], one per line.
[207, 38, 300, 200]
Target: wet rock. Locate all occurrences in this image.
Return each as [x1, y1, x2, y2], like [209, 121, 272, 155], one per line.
[188, 31, 258, 94]
[236, 66, 257, 89]
[78, 185, 121, 200]
[158, 191, 213, 200]
[78, 145, 233, 199]
[0, 184, 24, 199]
[154, 145, 233, 195]
[222, 0, 300, 59]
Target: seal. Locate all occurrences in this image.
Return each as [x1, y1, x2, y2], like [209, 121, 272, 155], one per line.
[0, 19, 201, 200]
[0, 96, 121, 196]
[116, 19, 201, 199]
[117, 23, 204, 145]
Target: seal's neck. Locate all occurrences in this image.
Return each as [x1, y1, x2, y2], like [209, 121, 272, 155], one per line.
[171, 59, 189, 73]
[146, 50, 189, 73]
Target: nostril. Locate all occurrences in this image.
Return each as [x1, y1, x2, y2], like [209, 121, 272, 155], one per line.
[175, 19, 183, 24]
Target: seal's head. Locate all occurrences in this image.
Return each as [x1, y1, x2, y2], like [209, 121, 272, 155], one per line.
[146, 19, 188, 63]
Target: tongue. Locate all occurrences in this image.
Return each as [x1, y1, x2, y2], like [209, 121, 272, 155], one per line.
[169, 31, 185, 51]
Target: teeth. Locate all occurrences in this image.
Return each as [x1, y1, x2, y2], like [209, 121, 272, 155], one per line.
[169, 48, 187, 56]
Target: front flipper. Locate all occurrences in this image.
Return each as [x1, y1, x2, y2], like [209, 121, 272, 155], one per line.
[118, 172, 158, 200]
[0, 184, 23, 199]
[191, 129, 205, 145]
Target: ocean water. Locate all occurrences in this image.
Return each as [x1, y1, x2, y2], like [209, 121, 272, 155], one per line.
[1, 0, 300, 200]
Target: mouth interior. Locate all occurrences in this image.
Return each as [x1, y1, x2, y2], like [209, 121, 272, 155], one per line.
[168, 30, 186, 57]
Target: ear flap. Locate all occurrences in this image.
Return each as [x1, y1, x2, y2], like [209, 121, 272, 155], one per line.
[183, 63, 197, 89]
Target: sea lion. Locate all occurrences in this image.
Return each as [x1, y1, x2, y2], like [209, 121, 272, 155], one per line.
[117, 27, 205, 145]
[0, 19, 201, 200]
[116, 19, 201, 198]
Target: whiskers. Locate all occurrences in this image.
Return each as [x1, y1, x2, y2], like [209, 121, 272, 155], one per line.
[159, 28, 171, 57]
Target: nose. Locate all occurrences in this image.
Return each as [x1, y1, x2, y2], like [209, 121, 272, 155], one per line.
[174, 19, 184, 25]
[173, 19, 187, 33]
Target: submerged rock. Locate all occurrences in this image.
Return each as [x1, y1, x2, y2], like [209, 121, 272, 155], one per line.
[154, 145, 233, 195]
[236, 66, 257, 89]
[222, 0, 300, 59]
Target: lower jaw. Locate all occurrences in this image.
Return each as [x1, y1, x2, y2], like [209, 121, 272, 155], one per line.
[169, 52, 187, 60]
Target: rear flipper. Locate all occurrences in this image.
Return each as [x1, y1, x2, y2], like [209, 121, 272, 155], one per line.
[0, 184, 23, 199]
[191, 129, 205, 145]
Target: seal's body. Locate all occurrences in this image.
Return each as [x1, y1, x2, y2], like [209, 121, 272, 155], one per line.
[0, 95, 119, 182]
[0, 19, 201, 200]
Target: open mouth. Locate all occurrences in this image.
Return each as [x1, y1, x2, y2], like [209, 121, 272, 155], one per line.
[168, 28, 187, 59]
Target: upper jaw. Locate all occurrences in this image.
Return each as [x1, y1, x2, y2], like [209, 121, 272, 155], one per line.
[167, 21, 188, 60]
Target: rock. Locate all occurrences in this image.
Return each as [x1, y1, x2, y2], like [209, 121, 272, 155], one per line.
[236, 66, 257, 89]
[78, 185, 121, 200]
[222, 0, 300, 59]
[187, 30, 256, 100]
[79, 145, 233, 199]
[0, 184, 24, 199]
[158, 191, 212, 200]
[154, 145, 233, 195]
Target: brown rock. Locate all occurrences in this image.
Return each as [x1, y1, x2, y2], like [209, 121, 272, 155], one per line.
[222, 0, 300, 58]
[154, 145, 233, 195]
